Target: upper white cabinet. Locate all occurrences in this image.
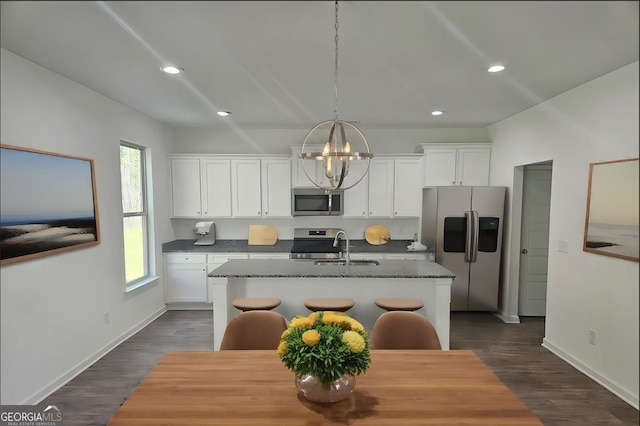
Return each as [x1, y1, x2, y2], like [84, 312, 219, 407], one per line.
[170, 158, 202, 217]
[169, 155, 291, 218]
[368, 158, 395, 217]
[231, 158, 262, 217]
[392, 157, 422, 217]
[342, 161, 370, 217]
[261, 158, 292, 217]
[202, 159, 232, 217]
[421, 143, 491, 186]
[343, 156, 422, 218]
[169, 157, 233, 218]
[290, 145, 330, 188]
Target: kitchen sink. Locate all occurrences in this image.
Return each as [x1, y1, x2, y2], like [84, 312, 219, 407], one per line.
[314, 259, 380, 266]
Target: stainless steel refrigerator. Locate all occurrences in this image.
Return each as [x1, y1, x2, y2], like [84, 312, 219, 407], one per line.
[420, 186, 506, 311]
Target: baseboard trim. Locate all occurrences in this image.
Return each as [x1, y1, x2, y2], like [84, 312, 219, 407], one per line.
[27, 306, 167, 405]
[542, 337, 639, 409]
[493, 311, 520, 324]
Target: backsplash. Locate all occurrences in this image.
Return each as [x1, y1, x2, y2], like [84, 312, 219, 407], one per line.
[170, 217, 419, 241]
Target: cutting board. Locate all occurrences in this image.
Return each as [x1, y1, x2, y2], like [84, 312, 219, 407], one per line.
[248, 225, 278, 245]
[364, 224, 390, 245]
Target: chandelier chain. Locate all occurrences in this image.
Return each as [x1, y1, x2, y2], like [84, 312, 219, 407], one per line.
[334, 0, 339, 121]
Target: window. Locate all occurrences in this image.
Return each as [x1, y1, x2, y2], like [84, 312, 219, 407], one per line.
[120, 142, 149, 285]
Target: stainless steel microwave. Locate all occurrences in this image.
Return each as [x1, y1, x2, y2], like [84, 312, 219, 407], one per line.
[292, 188, 344, 216]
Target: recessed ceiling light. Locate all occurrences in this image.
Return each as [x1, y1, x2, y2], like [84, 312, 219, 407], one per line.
[217, 111, 231, 117]
[431, 110, 444, 116]
[160, 66, 183, 75]
[487, 65, 505, 73]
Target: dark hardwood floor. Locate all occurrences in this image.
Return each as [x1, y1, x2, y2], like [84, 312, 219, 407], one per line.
[41, 311, 638, 425]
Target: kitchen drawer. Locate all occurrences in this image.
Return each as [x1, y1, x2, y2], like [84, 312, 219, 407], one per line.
[208, 253, 249, 263]
[166, 253, 207, 264]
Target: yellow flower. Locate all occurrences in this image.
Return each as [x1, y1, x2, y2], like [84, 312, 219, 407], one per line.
[277, 340, 287, 357]
[346, 317, 365, 332]
[281, 328, 290, 339]
[302, 329, 321, 346]
[342, 330, 365, 353]
[322, 312, 352, 330]
[290, 315, 314, 329]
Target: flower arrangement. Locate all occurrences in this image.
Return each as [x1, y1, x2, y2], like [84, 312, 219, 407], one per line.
[277, 311, 371, 388]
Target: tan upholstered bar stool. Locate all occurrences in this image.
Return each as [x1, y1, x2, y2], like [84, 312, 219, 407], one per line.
[232, 297, 281, 312]
[304, 298, 355, 312]
[374, 298, 424, 312]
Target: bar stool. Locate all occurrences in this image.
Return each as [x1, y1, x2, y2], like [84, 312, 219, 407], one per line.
[374, 298, 424, 312]
[304, 298, 355, 312]
[232, 297, 281, 312]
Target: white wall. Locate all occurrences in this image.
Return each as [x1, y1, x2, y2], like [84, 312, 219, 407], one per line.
[489, 61, 639, 408]
[0, 49, 175, 404]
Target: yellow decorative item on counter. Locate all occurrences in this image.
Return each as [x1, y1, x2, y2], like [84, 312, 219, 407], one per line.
[278, 311, 371, 402]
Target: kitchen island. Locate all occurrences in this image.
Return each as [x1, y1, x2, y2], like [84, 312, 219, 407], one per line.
[208, 259, 455, 350]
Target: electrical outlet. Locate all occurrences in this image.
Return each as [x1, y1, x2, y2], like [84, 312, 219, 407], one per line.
[588, 329, 596, 345]
[104, 311, 110, 324]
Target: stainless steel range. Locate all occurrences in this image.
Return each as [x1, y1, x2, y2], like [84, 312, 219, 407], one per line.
[289, 228, 343, 259]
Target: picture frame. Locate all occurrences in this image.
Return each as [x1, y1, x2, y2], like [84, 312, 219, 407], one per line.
[582, 157, 639, 262]
[0, 144, 100, 265]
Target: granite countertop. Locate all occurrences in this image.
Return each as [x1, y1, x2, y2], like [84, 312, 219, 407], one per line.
[162, 239, 422, 254]
[207, 259, 454, 279]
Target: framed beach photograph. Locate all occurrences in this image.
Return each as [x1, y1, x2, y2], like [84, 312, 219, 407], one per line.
[0, 144, 100, 265]
[583, 157, 639, 262]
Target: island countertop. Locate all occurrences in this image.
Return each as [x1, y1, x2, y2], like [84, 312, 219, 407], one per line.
[208, 259, 455, 279]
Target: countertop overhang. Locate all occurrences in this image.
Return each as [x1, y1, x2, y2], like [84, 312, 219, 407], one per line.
[207, 259, 455, 279]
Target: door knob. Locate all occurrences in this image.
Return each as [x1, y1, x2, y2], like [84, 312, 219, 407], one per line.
[521, 249, 528, 254]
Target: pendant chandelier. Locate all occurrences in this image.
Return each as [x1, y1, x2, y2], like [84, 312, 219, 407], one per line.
[300, 0, 373, 192]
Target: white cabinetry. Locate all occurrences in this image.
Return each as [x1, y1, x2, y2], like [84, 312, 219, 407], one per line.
[290, 145, 330, 188]
[343, 156, 422, 218]
[342, 161, 370, 217]
[261, 159, 292, 217]
[202, 159, 232, 217]
[169, 156, 232, 218]
[231, 158, 262, 217]
[392, 157, 422, 217]
[367, 159, 395, 217]
[421, 143, 491, 186]
[170, 155, 291, 219]
[165, 253, 208, 303]
[169, 158, 203, 217]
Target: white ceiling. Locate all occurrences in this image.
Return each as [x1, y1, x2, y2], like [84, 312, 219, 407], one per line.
[1, 1, 638, 129]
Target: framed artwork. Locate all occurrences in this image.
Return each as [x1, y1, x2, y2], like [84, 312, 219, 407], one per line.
[582, 157, 639, 262]
[0, 144, 100, 265]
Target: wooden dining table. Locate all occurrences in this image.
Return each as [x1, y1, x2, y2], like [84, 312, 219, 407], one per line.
[108, 350, 542, 425]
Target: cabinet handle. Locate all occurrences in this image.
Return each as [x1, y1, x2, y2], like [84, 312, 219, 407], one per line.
[452, 181, 455, 184]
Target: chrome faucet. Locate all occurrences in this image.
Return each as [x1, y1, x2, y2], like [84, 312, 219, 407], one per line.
[333, 230, 350, 265]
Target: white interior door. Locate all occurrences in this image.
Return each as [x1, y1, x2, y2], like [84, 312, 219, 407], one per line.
[518, 163, 552, 316]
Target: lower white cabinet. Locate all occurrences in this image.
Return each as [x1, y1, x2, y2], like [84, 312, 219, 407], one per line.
[165, 254, 208, 303]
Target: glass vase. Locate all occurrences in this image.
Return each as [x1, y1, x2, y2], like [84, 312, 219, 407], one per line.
[295, 373, 356, 403]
